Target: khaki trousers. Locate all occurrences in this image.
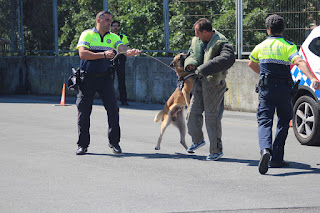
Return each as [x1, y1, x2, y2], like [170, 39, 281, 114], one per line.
[187, 78, 226, 154]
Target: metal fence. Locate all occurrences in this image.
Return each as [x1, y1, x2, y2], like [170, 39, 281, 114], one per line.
[177, 0, 319, 58]
[0, 0, 319, 58]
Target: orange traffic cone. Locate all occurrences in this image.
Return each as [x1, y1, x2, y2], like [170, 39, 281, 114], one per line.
[60, 83, 65, 106]
[289, 120, 292, 127]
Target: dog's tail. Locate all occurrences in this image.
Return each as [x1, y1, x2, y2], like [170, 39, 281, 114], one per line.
[154, 110, 164, 123]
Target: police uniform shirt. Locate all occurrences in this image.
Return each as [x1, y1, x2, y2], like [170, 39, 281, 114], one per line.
[115, 33, 129, 61]
[77, 27, 123, 73]
[249, 36, 300, 78]
[118, 33, 130, 47]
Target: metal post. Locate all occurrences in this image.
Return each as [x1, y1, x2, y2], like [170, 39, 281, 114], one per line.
[236, 0, 243, 59]
[235, 0, 238, 57]
[163, 0, 170, 54]
[103, 0, 108, 11]
[239, 0, 243, 59]
[16, 0, 24, 55]
[10, 0, 15, 55]
[20, 0, 24, 55]
[53, 0, 58, 56]
[17, 0, 21, 54]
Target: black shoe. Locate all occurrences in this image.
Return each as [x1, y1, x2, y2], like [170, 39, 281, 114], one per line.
[269, 161, 290, 168]
[109, 143, 122, 154]
[258, 149, 270, 175]
[76, 146, 87, 155]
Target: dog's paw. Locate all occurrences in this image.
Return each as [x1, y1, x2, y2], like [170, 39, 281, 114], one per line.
[155, 146, 160, 150]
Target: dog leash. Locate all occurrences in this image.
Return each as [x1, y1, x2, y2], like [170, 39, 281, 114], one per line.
[181, 73, 197, 81]
[139, 52, 176, 72]
[110, 48, 199, 91]
[177, 72, 198, 90]
[110, 48, 176, 72]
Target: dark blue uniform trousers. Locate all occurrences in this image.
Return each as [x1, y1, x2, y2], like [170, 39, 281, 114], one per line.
[76, 74, 120, 148]
[257, 83, 293, 163]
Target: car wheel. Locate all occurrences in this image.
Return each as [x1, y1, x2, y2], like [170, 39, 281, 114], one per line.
[293, 96, 320, 145]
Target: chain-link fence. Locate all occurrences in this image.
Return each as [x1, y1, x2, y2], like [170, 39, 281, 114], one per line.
[242, 0, 320, 53]
[178, 0, 319, 56]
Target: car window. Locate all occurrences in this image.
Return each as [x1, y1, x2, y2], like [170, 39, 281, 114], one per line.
[308, 37, 320, 57]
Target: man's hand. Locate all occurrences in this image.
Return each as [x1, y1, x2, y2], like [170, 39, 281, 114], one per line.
[311, 78, 320, 90]
[195, 69, 203, 79]
[125, 48, 141, 57]
[195, 69, 201, 75]
[118, 44, 141, 57]
[186, 64, 196, 72]
[104, 50, 115, 59]
[294, 57, 319, 90]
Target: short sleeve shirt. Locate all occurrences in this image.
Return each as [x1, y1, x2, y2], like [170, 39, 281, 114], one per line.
[249, 36, 300, 78]
[77, 27, 123, 73]
[119, 33, 130, 46]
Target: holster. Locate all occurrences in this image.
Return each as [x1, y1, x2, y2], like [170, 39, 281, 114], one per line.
[292, 79, 300, 98]
[255, 75, 294, 93]
[108, 64, 116, 80]
[255, 77, 264, 93]
[67, 67, 85, 90]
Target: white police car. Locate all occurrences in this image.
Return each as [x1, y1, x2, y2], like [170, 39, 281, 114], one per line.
[291, 26, 320, 145]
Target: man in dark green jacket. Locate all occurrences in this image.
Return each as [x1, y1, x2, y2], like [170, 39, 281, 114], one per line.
[184, 18, 235, 160]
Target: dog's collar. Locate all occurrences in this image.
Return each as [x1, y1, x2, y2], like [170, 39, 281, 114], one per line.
[179, 73, 197, 81]
[177, 73, 197, 90]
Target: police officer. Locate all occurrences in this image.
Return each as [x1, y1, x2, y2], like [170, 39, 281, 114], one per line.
[76, 11, 141, 155]
[111, 20, 130, 106]
[248, 14, 320, 174]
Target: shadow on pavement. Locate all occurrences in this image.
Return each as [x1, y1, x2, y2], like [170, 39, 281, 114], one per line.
[221, 158, 320, 177]
[86, 152, 206, 160]
[269, 161, 320, 177]
[86, 152, 320, 176]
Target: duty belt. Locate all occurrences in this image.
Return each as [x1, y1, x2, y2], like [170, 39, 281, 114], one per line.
[255, 75, 294, 93]
[87, 72, 109, 78]
[259, 78, 293, 86]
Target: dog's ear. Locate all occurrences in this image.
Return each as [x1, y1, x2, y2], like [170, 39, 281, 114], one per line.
[169, 60, 175, 67]
[177, 53, 189, 67]
[180, 53, 190, 61]
[177, 55, 184, 67]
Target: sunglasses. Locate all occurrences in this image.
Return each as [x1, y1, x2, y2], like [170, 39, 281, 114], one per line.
[99, 11, 112, 18]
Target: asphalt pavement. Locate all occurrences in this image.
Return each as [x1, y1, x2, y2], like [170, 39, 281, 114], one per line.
[0, 95, 320, 213]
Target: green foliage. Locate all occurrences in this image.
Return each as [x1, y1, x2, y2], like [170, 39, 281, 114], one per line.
[58, 0, 102, 56]
[23, 0, 54, 54]
[0, 0, 11, 41]
[108, 0, 165, 56]
[1, 0, 319, 56]
[243, 7, 268, 51]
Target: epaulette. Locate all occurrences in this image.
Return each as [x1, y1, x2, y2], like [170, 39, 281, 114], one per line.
[285, 40, 294, 45]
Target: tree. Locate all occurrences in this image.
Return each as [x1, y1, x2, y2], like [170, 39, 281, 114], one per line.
[23, 0, 54, 54]
[108, 0, 167, 56]
[2, 0, 318, 56]
[0, 0, 16, 55]
[0, 0, 11, 41]
[58, 0, 102, 56]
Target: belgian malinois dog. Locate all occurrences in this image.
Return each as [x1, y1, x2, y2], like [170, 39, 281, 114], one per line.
[154, 53, 196, 150]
